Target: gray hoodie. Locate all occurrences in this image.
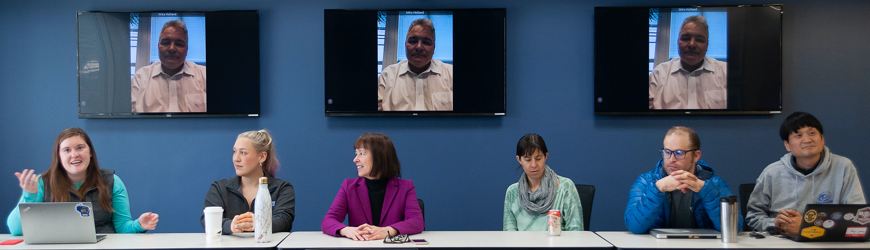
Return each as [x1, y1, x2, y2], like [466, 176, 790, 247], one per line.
[746, 147, 866, 231]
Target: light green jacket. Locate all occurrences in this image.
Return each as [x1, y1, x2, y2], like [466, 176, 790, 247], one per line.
[503, 175, 584, 231]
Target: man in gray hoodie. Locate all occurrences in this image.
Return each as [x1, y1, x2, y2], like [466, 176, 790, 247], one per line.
[746, 112, 866, 236]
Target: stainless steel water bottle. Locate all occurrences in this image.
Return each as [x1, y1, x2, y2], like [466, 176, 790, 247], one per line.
[720, 196, 738, 243]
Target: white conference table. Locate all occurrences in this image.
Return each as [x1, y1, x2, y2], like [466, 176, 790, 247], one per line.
[596, 231, 870, 249]
[0, 232, 289, 250]
[278, 231, 613, 249]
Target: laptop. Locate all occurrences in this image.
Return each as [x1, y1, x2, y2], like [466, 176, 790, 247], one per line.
[19, 202, 107, 244]
[650, 228, 722, 239]
[794, 204, 870, 242]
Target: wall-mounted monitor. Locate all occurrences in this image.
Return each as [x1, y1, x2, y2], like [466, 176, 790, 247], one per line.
[594, 5, 782, 115]
[77, 10, 259, 118]
[324, 8, 506, 116]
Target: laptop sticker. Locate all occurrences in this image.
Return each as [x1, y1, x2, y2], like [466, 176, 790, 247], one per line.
[75, 203, 91, 217]
[844, 213, 855, 220]
[804, 209, 818, 223]
[822, 219, 835, 229]
[853, 207, 870, 225]
[844, 227, 867, 238]
[800, 226, 825, 239]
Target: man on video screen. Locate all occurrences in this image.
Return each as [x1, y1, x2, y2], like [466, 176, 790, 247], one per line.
[379, 18, 454, 111]
[649, 15, 726, 110]
[132, 19, 207, 113]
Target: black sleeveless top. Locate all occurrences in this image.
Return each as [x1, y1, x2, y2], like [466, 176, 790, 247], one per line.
[43, 169, 116, 233]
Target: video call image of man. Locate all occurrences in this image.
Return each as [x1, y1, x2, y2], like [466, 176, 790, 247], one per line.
[378, 18, 454, 111]
[132, 19, 207, 113]
[649, 15, 727, 110]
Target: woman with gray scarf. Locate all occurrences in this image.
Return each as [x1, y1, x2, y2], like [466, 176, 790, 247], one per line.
[503, 133, 584, 231]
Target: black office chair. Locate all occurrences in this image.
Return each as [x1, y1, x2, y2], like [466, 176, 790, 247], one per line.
[417, 198, 425, 230]
[575, 184, 596, 231]
[739, 183, 755, 231]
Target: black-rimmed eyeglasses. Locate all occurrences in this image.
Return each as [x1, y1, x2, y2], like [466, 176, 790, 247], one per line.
[383, 234, 410, 244]
[662, 148, 698, 160]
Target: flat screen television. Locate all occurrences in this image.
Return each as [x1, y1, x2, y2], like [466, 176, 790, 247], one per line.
[594, 5, 782, 115]
[324, 8, 506, 116]
[77, 10, 259, 118]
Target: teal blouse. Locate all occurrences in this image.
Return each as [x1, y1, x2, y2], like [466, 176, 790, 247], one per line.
[503, 175, 584, 231]
[6, 175, 145, 236]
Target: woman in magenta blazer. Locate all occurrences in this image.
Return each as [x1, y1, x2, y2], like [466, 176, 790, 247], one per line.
[321, 133, 424, 240]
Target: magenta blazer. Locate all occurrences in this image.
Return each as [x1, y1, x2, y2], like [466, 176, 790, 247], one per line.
[321, 177, 424, 236]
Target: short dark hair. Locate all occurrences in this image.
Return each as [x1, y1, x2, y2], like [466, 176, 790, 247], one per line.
[516, 133, 548, 157]
[665, 126, 701, 149]
[354, 133, 401, 179]
[779, 112, 824, 141]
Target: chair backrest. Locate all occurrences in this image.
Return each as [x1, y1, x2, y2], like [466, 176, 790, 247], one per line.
[417, 198, 425, 230]
[575, 184, 596, 231]
[739, 183, 755, 231]
[417, 198, 425, 218]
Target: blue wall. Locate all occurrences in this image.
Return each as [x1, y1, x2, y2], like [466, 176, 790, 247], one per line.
[1, 0, 868, 233]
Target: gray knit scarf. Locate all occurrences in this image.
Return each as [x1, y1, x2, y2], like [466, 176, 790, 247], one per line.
[517, 165, 558, 214]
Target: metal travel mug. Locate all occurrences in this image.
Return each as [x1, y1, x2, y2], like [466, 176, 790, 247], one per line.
[720, 196, 738, 243]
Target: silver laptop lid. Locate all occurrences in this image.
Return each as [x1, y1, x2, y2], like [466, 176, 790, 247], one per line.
[650, 228, 722, 239]
[19, 202, 99, 244]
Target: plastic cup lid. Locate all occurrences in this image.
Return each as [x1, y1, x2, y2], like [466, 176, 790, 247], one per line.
[204, 206, 224, 213]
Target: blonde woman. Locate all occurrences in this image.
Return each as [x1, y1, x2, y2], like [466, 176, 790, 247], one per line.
[203, 129, 296, 234]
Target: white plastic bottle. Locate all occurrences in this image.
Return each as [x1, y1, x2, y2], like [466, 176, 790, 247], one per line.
[254, 177, 272, 243]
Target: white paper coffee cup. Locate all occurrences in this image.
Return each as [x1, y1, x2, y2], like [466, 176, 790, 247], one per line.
[204, 206, 224, 242]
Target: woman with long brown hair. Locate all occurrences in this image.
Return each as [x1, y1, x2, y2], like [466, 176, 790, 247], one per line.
[6, 128, 159, 235]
